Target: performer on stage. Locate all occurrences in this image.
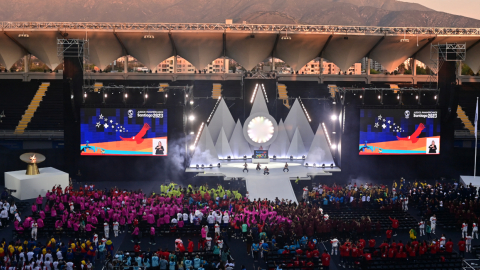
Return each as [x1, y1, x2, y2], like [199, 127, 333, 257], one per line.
[256, 163, 261, 171]
[283, 162, 289, 172]
[243, 162, 248, 173]
[264, 166, 269, 175]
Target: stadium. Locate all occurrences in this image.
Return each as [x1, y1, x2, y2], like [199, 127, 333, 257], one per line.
[0, 2, 480, 270]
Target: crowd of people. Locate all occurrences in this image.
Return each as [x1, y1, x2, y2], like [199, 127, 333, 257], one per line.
[0, 178, 476, 269]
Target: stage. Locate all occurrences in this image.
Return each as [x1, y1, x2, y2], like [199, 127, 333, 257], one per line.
[460, 175, 480, 188]
[186, 160, 341, 202]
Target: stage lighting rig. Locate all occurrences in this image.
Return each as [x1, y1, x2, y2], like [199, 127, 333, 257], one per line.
[305, 163, 309, 166]
[273, 155, 276, 160]
[330, 163, 334, 168]
[290, 156, 293, 160]
[313, 163, 316, 168]
[302, 155, 306, 160]
[322, 164, 325, 168]
[196, 164, 199, 169]
[227, 156, 231, 161]
[243, 155, 247, 160]
[201, 164, 204, 169]
[217, 163, 221, 168]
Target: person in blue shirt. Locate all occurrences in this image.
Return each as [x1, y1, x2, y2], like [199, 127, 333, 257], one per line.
[193, 255, 201, 269]
[252, 242, 260, 261]
[151, 255, 159, 268]
[184, 257, 193, 269]
[168, 259, 176, 270]
[300, 236, 308, 247]
[261, 241, 270, 261]
[135, 256, 143, 267]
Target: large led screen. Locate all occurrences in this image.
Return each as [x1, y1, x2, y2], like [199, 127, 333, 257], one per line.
[80, 108, 167, 156]
[359, 109, 440, 155]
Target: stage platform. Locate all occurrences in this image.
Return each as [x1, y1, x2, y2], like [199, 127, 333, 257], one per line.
[460, 175, 480, 188]
[5, 167, 69, 200]
[186, 160, 340, 202]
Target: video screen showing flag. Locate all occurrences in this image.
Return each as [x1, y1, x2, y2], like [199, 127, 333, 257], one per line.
[359, 109, 440, 155]
[254, 150, 269, 159]
[80, 108, 168, 156]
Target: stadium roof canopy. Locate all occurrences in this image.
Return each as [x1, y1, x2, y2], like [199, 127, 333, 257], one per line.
[1, 22, 480, 73]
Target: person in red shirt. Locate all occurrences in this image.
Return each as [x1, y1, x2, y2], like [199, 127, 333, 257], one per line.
[386, 228, 393, 243]
[351, 244, 359, 267]
[445, 239, 454, 253]
[389, 216, 399, 236]
[368, 238, 376, 254]
[187, 239, 194, 253]
[458, 239, 466, 257]
[387, 246, 396, 258]
[321, 250, 331, 270]
[430, 241, 437, 255]
[418, 243, 426, 256]
[407, 244, 416, 258]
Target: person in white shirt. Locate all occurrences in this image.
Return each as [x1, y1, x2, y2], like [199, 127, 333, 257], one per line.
[14, 212, 21, 223]
[113, 221, 119, 237]
[222, 212, 229, 225]
[466, 235, 473, 252]
[66, 261, 74, 270]
[177, 213, 183, 221]
[103, 222, 109, 239]
[440, 234, 446, 246]
[330, 238, 339, 255]
[215, 211, 222, 223]
[183, 213, 189, 224]
[52, 261, 59, 270]
[171, 217, 178, 224]
[473, 223, 478, 239]
[205, 235, 212, 250]
[430, 215, 436, 234]
[418, 220, 425, 236]
[1, 208, 9, 227]
[462, 223, 468, 238]
[31, 222, 38, 240]
[56, 250, 63, 260]
[402, 198, 408, 211]
[27, 251, 34, 261]
[214, 222, 220, 234]
[207, 214, 215, 224]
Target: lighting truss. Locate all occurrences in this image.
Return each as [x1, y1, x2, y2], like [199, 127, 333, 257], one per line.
[4, 22, 480, 36]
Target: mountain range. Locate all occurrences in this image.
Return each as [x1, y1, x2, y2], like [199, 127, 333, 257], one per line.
[0, 0, 479, 27]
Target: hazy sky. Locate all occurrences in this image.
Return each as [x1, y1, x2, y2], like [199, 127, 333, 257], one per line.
[401, 0, 480, 20]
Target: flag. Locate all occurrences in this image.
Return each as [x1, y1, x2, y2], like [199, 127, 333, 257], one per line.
[476, 98, 479, 138]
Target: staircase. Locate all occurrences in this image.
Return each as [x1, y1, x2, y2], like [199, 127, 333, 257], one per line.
[14, 82, 50, 134]
[457, 105, 476, 134]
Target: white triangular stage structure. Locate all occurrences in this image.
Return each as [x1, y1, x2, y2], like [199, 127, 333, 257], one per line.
[191, 126, 219, 165]
[215, 127, 233, 159]
[269, 119, 290, 158]
[283, 98, 314, 150]
[250, 84, 269, 115]
[229, 119, 252, 158]
[286, 127, 307, 158]
[208, 98, 236, 143]
[305, 124, 335, 166]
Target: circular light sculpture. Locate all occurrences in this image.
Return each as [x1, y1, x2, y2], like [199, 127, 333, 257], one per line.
[247, 116, 274, 143]
[243, 113, 278, 147]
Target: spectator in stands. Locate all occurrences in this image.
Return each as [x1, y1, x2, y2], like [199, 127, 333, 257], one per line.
[321, 250, 331, 270]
